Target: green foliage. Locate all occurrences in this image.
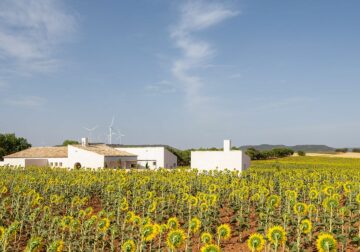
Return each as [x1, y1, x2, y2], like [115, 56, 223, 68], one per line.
[352, 148, 360, 153]
[297, 150, 306, 156]
[335, 148, 348, 153]
[0, 133, 31, 160]
[245, 147, 294, 160]
[62, 140, 79, 146]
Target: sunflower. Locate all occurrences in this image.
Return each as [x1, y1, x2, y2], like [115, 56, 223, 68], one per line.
[167, 217, 179, 230]
[46, 240, 64, 252]
[142, 224, 158, 242]
[130, 215, 141, 226]
[166, 229, 186, 250]
[0, 186, 8, 194]
[217, 224, 231, 241]
[148, 202, 157, 213]
[125, 211, 135, 222]
[119, 201, 129, 212]
[293, 202, 308, 216]
[121, 239, 136, 252]
[60, 216, 73, 230]
[316, 233, 337, 252]
[323, 186, 335, 196]
[0, 226, 5, 240]
[24, 236, 43, 252]
[266, 195, 281, 209]
[189, 196, 198, 207]
[200, 202, 209, 212]
[201, 232, 213, 244]
[98, 218, 110, 233]
[343, 182, 353, 193]
[266, 226, 287, 246]
[355, 193, 360, 204]
[309, 189, 319, 200]
[247, 233, 265, 252]
[200, 244, 221, 252]
[322, 197, 339, 211]
[189, 217, 201, 233]
[300, 219, 312, 234]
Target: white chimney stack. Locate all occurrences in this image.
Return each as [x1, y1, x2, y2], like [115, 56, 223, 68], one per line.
[224, 139, 231, 152]
[81, 137, 89, 147]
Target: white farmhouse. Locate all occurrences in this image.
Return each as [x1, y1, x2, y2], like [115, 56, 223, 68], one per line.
[113, 145, 177, 169]
[3, 138, 137, 169]
[191, 140, 250, 171]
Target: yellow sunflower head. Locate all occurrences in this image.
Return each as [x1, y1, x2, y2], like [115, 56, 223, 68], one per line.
[217, 224, 231, 240]
[309, 189, 319, 200]
[300, 219, 312, 234]
[166, 229, 186, 250]
[189, 217, 201, 233]
[247, 233, 265, 252]
[266, 195, 281, 209]
[316, 233, 337, 252]
[47, 240, 64, 252]
[167, 217, 179, 230]
[200, 244, 221, 252]
[0, 226, 5, 240]
[121, 239, 136, 252]
[142, 224, 157, 242]
[293, 202, 308, 216]
[266, 226, 287, 245]
[322, 197, 339, 211]
[201, 232, 213, 244]
[98, 218, 110, 233]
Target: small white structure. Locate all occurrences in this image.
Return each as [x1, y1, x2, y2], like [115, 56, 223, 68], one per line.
[2, 138, 137, 169]
[191, 140, 250, 171]
[114, 145, 177, 169]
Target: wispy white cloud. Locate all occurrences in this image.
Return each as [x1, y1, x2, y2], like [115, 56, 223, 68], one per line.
[4, 95, 46, 108]
[0, 0, 77, 75]
[170, 0, 238, 107]
[145, 80, 177, 95]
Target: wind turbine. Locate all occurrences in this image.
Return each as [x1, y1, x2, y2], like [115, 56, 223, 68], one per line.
[108, 116, 116, 144]
[83, 125, 98, 143]
[117, 129, 125, 144]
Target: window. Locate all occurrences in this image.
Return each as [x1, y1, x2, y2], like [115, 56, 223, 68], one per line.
[59, 162, 63, 167]
[131, 164, 136, 168]
[49, 162, 53, 166]
[153, 161, 156, 166]
[173, 163, 176, 167]
[55, 162, 58, 166]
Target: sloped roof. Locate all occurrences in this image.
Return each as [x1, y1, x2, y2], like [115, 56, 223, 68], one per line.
[73, 144, 136, 157]
[4, 147, 68, 158]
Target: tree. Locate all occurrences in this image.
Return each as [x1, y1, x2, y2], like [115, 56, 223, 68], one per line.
[0, 133, 31, 160]
[352, 148, 360, 153]
[335, 148, 348, 153]
[297, 150, 306, 156]
[62, 140, 79, 146]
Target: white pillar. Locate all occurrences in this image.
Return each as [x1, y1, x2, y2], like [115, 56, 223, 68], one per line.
[224, 139, 231, 152]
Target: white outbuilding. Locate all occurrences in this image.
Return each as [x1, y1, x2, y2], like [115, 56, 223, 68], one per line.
[191, 140, 250, 171]
[113, 145, 178, 169]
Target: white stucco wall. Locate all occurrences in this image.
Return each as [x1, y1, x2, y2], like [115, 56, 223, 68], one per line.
[68, 145, 104, 169]
[191, 150, 250, 171]
[115, 147, 177, 169]
[2, 158, 25, 167]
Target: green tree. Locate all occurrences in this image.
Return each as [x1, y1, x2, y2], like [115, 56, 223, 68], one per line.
[62, 140, 79, 146]
[297, 150, 306, 156]
[0, 133, 31, 160]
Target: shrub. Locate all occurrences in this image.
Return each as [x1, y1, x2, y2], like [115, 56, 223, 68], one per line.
[335, 148, 348, 153]
[297, 150, 306, 156]
[74, 162, 81, 169]
[352, 148, 360, 153]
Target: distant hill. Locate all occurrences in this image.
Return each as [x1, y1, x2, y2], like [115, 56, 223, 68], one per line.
[239, 144, 335, 153]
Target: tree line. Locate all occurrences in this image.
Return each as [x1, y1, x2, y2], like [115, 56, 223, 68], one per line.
[0, 133, 31, 160]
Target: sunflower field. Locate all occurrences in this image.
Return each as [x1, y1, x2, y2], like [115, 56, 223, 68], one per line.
[0, 156, 359, 251]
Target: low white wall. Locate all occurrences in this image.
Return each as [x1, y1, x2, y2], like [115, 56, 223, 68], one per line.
[104, 156, 137, 169]
[68, 146, 104, 169]
[191, 150, 250, 171]
[116, 147, 176, 169]
[2, 158, 25, 167]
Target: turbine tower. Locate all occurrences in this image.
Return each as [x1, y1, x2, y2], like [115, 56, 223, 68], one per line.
[83, 125, 98, 143]
[108, 116, 116, 144]
[117, 129, 125, 144]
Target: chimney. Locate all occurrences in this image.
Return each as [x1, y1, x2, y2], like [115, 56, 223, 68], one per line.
[81, 137, 89, 147]
[224, 139, 231, 152]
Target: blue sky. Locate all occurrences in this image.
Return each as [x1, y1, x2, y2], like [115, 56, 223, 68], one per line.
[0, 0, 359, 149]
